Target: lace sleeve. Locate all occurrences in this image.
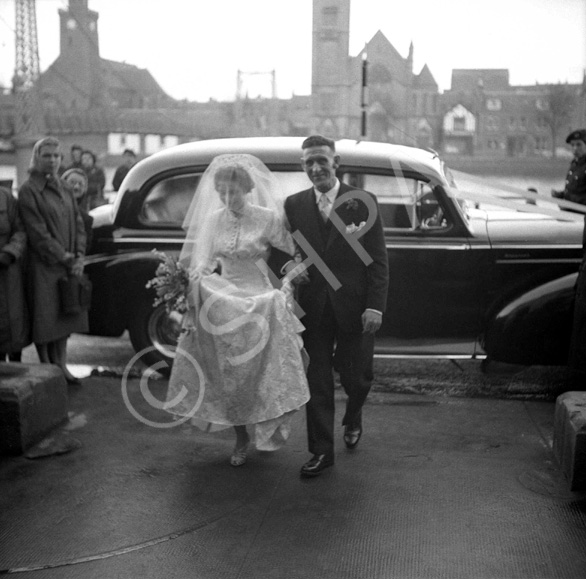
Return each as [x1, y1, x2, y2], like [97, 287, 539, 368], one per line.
[267, 211, 296, 256]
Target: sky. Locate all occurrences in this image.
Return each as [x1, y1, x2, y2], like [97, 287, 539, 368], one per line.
[0, 0, 584, 102]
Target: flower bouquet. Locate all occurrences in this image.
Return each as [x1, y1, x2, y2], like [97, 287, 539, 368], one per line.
[146, 250, 190, 314]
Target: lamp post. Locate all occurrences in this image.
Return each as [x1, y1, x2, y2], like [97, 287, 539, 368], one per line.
[360, 49, 368, 139]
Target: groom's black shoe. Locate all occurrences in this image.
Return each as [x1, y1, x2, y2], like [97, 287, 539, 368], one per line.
[343, 425, 362, 449]
[300, 454, 334, 478]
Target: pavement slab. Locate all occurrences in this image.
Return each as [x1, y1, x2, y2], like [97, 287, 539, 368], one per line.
[0, 376, 585, 579]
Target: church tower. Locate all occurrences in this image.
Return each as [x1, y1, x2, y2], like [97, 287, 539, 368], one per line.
[56, 0, 104, 108]
[311, 0, 352, 137]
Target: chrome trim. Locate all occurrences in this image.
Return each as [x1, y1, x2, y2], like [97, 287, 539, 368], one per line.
[374, 354, 486, 360]
[494, 244, 581, 250]
[496, 258, 582, 265]
[112, 237, 184, 244]
[385, 243, 470, 250]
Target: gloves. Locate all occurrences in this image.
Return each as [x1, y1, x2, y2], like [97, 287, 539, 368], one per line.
[71, 257, 85, 278]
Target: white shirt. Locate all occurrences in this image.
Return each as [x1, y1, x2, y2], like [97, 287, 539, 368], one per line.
[314, 179, 340, 218]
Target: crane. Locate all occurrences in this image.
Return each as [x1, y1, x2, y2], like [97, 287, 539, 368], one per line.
[13, 0, 45, 188]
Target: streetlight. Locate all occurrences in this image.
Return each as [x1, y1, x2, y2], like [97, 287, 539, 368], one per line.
[361, 49, 368, 139]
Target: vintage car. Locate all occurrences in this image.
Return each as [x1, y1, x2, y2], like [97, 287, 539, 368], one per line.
[85, 137, 584, 371]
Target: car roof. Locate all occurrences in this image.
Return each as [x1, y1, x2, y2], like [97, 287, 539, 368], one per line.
[122, 137, 446, 191]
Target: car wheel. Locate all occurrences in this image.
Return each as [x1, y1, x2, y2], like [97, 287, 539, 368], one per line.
[127, 300, 182, 375]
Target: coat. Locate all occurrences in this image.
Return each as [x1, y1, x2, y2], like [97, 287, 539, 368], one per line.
[284, 182, 389, 334]
[18, 171, 88, 344]
[0, 187, 29, 352]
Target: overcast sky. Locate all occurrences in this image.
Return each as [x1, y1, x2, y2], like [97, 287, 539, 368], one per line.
[0, 0, 584, 102]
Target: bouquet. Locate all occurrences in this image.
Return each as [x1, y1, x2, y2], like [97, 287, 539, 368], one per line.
[146, 250, 190, 314]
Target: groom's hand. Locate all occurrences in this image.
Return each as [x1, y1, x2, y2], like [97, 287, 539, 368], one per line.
[362, 309, 382, 334]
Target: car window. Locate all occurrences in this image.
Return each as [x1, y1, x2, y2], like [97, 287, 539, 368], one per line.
[141, 174, 200, 224]
[342, 172, 449, 231]
[140, 171, 313, 226]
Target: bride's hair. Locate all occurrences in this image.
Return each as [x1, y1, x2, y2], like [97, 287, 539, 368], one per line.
[214, 165, 255, 193]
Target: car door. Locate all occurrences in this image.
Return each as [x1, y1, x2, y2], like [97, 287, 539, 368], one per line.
[342, 171, 487, 357]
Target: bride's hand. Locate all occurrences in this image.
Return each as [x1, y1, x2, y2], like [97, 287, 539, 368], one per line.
[284, 261, 309, 285]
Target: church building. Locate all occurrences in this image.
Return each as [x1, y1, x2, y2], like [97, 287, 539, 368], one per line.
[311, 0, 441, 148]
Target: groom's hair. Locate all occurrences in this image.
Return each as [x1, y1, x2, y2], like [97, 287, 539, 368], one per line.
[302, 135, 336, 152]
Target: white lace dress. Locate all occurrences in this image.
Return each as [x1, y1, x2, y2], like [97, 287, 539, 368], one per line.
[166, 204, 309, 450]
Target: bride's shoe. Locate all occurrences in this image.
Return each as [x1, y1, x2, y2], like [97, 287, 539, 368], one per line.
[230, 443, 249, 467]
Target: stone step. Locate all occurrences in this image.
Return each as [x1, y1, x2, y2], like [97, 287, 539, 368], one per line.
[0, 363, 68, 455]
[553, 391, 586, 491]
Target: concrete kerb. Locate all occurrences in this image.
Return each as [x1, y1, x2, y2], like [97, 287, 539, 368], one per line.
[0, 362, 68, 455]
[554, 391, 586, 491]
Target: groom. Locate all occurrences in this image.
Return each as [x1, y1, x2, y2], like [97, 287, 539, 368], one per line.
[284, 135, 389, 477]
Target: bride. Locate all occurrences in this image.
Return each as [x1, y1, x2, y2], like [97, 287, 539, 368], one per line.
[165, 154, 309, 466]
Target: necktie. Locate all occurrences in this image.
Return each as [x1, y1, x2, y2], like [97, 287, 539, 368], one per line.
[318, 193, 331, 222]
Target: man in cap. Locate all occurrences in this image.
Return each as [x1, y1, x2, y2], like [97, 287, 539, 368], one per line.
[553, 129, 586, 387]
[552, 129, 586, 207]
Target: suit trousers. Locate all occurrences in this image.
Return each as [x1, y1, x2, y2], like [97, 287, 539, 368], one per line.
[303, 298, 375, 456]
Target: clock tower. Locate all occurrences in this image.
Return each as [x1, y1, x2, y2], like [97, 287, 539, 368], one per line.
[57, 0, 103, 107]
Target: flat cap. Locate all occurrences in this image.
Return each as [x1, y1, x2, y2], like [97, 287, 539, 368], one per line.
[566, 129, 586, 143]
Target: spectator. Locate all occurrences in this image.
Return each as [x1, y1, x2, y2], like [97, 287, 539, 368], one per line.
[112, 148, 137, 192]
[552, 129, 586, 208]
[80, 149, 106, 210]
[67, 144, 83, 170]
[18, 136, 88, 385]
[62, 168, 94, 250]
[0, 186, 29, 362]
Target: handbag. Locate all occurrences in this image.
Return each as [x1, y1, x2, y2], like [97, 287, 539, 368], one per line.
[58, 274, 92, 315]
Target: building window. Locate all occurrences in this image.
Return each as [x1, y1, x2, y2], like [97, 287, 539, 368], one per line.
[508, 117, 516, 130]
[486, 98, 502, 111]
[534, 136, 548, 153]
[536, 117, 549, 129]
[519, 117, 527, 130]
[319, 92, 336, 113]
[486, 116, 499, 131]
[487, 139, 500, 150]
[453, 117, 466, 131]
[108, 133, 141, 155]
[535, 98, 549, 110]
[145, 134, 163, 155]
[322, 6, 339, 26]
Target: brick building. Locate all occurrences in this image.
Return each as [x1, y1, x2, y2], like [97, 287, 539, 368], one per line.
[441, 69, 586, 157]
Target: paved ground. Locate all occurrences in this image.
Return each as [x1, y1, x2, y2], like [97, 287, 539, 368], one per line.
[1, 370, 585, 579]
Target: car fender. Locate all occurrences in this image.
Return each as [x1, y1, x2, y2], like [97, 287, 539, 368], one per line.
[86, 250, 175, 336]
[481, 273, 577, 365]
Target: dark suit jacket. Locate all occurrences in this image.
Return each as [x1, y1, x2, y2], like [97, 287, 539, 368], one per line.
[284, 182, 389, 334]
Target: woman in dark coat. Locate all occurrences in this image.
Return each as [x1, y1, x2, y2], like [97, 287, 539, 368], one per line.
[0, 186, 29, 360]
[18, 137, 88, 384]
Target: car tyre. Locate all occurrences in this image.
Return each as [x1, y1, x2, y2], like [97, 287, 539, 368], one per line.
[127, 299, 182, 377]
